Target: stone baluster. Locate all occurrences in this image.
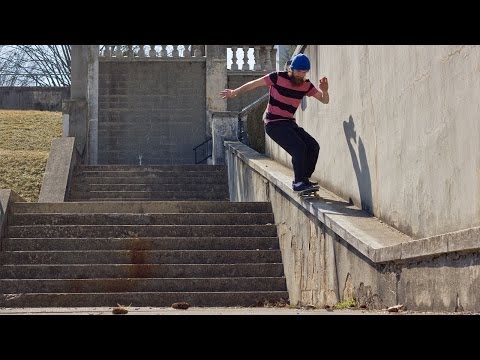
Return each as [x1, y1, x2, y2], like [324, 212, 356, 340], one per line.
[183, 45, 191, 57]
[138, 45, 146, 57]
[160, 45, 168, 57]
[193, 45, 202, 57]
[264, 46, 272, 71]
[270, 47, 277, 71]
[242, 45, 250, 71]
[149, 45, 157, 57]
[109, 46, 115, 57]
[231, 46, 238, 70]
[115, 45, 123, 58]
[127, 45, 134, 57]
[172, 45, 179, 57]
[254, 46, 262, 71]
[102, 45, 111, 57]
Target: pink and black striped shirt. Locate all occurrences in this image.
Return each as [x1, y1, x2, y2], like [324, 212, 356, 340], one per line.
[262, 71, 318, 124]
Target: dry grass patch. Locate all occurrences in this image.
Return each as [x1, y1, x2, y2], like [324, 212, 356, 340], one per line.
[0, 110, 62, 201]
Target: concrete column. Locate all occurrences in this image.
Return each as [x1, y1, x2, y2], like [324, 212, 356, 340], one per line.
[205, 45, 227, 137]
[70, 45, 98, 163]
[69, 45, 89, 157]
[87, 45, 99, 165]
[211, 111, 238, 165]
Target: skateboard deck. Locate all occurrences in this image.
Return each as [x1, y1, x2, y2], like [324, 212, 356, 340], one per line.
[298, 186, 320, 197]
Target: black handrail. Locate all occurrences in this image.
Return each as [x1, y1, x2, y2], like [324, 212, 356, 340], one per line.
[193, 137, 212, 164]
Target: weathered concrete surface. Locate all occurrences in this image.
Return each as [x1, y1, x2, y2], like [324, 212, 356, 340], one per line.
[226, 141, 480, 311]
[98, 59, 206, 164]
[206, 45, 227, 138]
[211, 112, 238, 165]
[0, 87, 70, 111]
[267, 45, 480, 239]
[38, 137, 79, 203]
[0, 189, 25, 244]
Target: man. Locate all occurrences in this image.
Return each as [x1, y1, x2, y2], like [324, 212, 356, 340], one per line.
[220, 53, 329, 192]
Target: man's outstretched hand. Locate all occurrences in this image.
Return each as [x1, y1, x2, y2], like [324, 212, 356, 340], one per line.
[220, 89, 236, 99]
[319, 77, 328, 92]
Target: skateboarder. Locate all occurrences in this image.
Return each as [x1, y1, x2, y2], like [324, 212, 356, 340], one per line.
[220, 53, 329, 193]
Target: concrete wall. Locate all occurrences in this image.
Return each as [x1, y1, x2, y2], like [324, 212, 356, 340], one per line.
[227, 73, 268, 112]
[226, 142, 480, 312]
[0, 87, 70, 111]
[266, 45, 480, 239]
[98, 59, 206, 164]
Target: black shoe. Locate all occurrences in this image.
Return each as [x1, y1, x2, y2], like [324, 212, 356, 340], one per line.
[293, 181, 317, 192]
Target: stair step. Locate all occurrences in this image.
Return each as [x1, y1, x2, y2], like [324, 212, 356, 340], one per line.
[0, 249, 282, 264]
[3, 237, 279, 251]
[78, 165, 227, 172]
[0, 291, 289, 307]
[0, 277, 286, 293]
[74, 177, 226, 184]
[70, 184, 228, 192]
[0, 263, 285, 279]
[8, 225, 277, 238]
[77, 170, 227, 177]
[11, 213, 274, 226]
[12, 201, 272, 214]
[68, 191, 229, 200]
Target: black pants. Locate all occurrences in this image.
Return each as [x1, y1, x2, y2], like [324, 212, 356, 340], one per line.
[265, 120, 320, 183]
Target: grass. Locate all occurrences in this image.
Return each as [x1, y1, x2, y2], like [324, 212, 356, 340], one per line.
[0, 110, 62, 202]
[333, 298, 356, 309]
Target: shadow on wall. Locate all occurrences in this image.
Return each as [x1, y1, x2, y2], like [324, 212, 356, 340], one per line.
[343, 115, 373, 214]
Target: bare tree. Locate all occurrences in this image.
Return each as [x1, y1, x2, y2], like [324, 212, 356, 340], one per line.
[0, 45, 71, 87]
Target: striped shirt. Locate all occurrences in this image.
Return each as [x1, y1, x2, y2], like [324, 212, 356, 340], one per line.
[263, 71, 318, 123]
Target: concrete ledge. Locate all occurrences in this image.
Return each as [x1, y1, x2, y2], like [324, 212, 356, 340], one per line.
[0, 189, 25, 246]
[39, 137, 79, 203]
[225, 142, 480, 263]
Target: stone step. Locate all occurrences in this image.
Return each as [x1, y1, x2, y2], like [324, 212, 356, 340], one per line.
[76, 170, 227, 177]
[68, 191, 229, 201]
[8, 225, 277, 238]
[0, 277, 286, 293]
[2, 237, 279, 251]
[12, 201, 272, 214]
[70, 184, 229, 192]
[73, 176, 226, 185]
[0, 291, 289, 307]
[77, 165, 226, 172]
[11, 213, 274, 226]
[0, 249, 282, 264]
[0, 263, 285, 279]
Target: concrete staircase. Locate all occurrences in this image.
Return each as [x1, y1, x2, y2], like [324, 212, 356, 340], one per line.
[68, 165, 230, 201]
[0, 165, 288, 307]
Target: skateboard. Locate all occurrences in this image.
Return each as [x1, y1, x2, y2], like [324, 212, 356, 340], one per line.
[298, 186, 320, 198]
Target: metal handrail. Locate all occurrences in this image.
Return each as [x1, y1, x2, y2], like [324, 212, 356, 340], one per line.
[193, 137, 212, 164]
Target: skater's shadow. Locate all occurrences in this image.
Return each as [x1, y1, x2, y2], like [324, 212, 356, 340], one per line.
[343, 115, 373, 214]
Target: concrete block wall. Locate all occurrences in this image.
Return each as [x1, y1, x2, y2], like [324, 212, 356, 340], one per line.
[98, 60, 206, 165]
[267, 45, 480, 239]
[0, 87, 70, 111]
[226, 73, 268, 112]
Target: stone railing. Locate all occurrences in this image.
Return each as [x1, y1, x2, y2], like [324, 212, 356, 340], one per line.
[228, 45, 276, 72]
[99, 45, 205, 58]
[99, 45, 276, 71]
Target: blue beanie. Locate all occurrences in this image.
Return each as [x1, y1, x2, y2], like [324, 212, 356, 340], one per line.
[290, 54, 310, 71]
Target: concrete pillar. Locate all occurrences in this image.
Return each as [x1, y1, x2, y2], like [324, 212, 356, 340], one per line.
[211, 111, 238, 165]
[205, 45, 227, 137]
[71, 45, 88, 99]
[69, 45, 89, 157]
[87, 45, 99, 165]
[69, 45, 99, 163]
